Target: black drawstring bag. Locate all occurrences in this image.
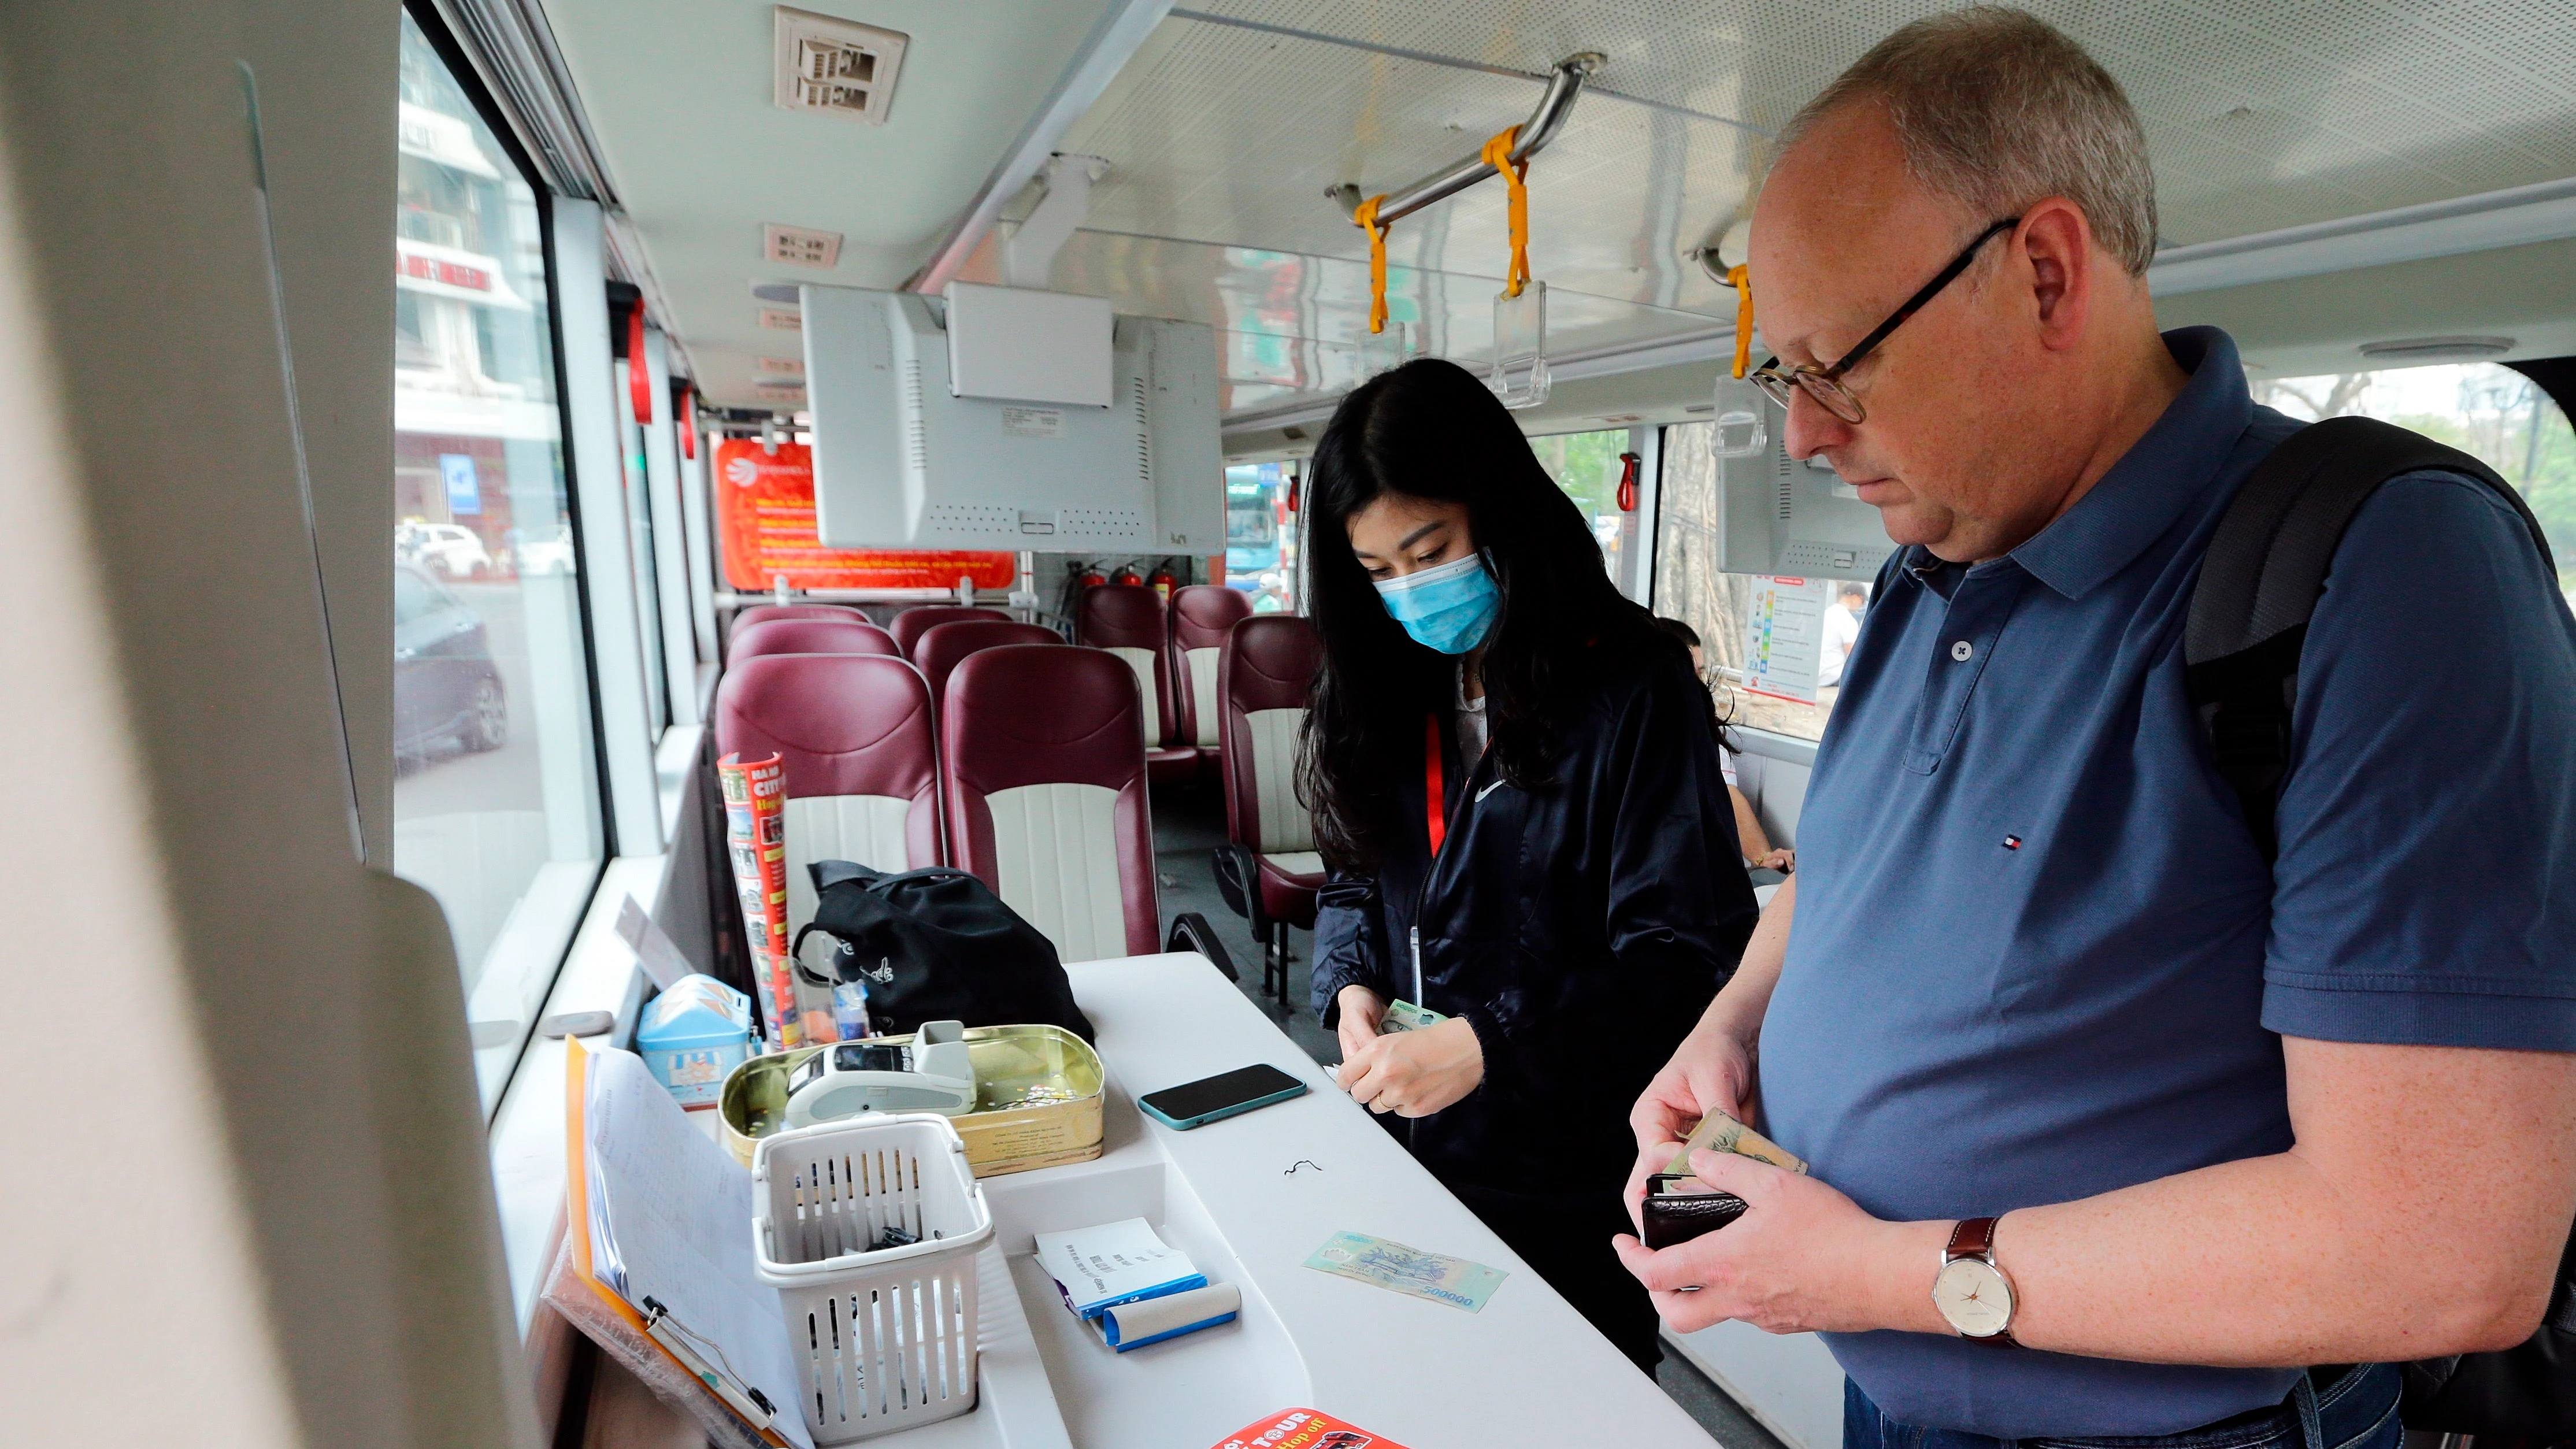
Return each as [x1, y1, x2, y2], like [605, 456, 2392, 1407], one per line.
[790, 861, 1094, 1042]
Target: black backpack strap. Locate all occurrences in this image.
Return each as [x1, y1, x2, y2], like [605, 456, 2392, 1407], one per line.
[2186, 416, 2548, 860]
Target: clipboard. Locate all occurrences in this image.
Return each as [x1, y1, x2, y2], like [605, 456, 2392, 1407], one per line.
[561, 1038, 800, 1448]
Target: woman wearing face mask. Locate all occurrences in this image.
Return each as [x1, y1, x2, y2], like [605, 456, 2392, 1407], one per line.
[1303, 359, 1758, 1372]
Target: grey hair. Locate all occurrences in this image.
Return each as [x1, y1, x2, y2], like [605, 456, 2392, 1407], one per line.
[1779, 7, 2159, 275]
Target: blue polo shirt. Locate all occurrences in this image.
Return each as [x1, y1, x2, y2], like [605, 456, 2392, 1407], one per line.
[1759, 328, 2576, 1438]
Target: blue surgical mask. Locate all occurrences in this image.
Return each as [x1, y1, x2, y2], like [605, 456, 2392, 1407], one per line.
[1373, 551, 1499, 654]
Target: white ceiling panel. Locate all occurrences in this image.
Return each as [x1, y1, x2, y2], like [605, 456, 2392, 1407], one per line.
[535, 0, 1124, 406]
[541, 0, 2576, 413]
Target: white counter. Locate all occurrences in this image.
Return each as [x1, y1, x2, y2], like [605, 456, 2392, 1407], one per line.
[887, 952, 1721, 1449]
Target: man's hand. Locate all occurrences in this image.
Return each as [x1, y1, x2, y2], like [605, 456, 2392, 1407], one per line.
[1613, 1150, 1941, 1336]
[1627, 1015, 1760, 1229]
[1335, 1016, 1483, 1118]
[1335, 984, 1386, 1063]
[1628, 873, 1795, 1229]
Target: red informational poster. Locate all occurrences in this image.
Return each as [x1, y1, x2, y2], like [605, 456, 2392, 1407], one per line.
[712, 438, 1016, 591]
[1208, 1409, 1412, 1449]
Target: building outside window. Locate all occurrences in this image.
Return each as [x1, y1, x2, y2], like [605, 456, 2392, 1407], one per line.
[1224, 462, 1299, 613]
[393, 10, 604, 1106]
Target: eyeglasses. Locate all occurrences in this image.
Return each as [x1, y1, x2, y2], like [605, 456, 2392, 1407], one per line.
[1750, 216, 2021, 425]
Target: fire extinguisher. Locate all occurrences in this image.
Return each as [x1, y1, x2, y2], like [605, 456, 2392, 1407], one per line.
[1148, 567, 1176, 602]
[1113, 566, 1143, 587]
[1617, 451, 1642, 512]
[1078, 568, 1106, 590]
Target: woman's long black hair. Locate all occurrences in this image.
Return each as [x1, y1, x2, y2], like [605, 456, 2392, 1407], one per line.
[1297, 357, 1682, 872]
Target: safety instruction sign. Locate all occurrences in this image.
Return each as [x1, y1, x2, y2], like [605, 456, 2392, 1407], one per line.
[1743, 576, 1829, 704]
[711, 438, 1014, 591]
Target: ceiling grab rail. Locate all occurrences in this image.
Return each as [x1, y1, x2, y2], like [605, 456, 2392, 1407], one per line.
[1325, 51, 1603, 229]
[1329, 51, 1599, 390]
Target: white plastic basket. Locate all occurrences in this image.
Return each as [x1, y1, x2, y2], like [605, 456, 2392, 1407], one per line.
[752, 1113, 994, 1443]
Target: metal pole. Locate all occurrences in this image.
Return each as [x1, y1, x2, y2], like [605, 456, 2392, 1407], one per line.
[1326, 53, 1603, 227]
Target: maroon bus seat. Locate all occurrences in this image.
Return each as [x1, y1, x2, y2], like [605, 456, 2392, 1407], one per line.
[728, 602, 866, 643]
[1218, 614, 1324, 1002]
[714, 653, 944, 1021]
[888, 605, 1010, 657]
[729, 615, 900, 662]
[1168, 584, 1253, 772]
[913, 620, 1062, 707]
[1076, 583, 1196, 785]
[942, 644, 1158, 963]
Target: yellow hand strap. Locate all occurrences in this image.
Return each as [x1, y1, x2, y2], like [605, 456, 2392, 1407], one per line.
[1356, 192, 1391, 335]
[1728, 263, 1755, 379]
[1481, 126, 1532, 298]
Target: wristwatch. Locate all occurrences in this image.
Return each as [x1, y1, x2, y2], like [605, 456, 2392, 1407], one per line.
[1932, 1217, 2018, 1344]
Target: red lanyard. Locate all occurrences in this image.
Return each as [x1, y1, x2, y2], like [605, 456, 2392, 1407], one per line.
[1424, 712, 1446, 857]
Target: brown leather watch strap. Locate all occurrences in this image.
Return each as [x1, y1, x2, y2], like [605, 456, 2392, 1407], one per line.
[1948, 1216, 2000, 1262]
[1944, 1217, 2018, 1347]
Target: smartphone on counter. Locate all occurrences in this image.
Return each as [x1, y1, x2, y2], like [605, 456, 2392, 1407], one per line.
[1138, 1063, 1309, 1130]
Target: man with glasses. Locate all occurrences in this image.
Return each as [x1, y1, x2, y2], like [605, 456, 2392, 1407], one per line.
[1618, 9, 2576, 1449]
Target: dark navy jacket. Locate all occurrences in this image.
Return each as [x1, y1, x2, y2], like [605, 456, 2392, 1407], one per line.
[1310, 640, 1759, 1198]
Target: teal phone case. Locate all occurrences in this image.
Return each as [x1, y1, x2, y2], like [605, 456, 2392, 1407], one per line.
[1138, 1080, 1308, 1130]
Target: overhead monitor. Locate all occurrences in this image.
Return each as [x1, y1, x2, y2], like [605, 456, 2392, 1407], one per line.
[801, 284, 1223, 553]
[1718, 395, 1897, 579]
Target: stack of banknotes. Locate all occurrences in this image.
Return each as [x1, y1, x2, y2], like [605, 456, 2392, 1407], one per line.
[1663, 1107, 1808, 1176]
[1377, 999, 1447, 1033]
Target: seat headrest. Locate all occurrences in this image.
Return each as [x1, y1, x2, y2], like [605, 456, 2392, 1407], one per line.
[889, 605, 1011, 655]
[914, 620, 1062, 704]
[728, 603, 864, 642]
[1226, 614, 1321, 713]
[730, 616, 900, 661]
[944, 644, 1143, 795]
[1077, 583, 1166, 649]
[1169, 584, 1252, 648]
[714, 653, 936, 799]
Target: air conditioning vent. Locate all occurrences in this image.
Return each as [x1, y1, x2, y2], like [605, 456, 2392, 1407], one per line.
[1776, 444, 1795, 521]
[902, 360, 928, 475]
[759, 307, 801, 331]
[763, 223, 842, 269]
[1131, 376, 1152, 485]
[773, 6, 908, 125]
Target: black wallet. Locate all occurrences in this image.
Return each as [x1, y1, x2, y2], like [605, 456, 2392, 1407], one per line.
[1640, 1173, 1748, 1250]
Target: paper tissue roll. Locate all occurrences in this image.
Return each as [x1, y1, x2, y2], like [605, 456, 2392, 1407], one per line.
[1101, 1283, 1242, 1350]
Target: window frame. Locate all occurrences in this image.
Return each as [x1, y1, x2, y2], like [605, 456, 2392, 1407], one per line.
[399, 0, 658, 1111]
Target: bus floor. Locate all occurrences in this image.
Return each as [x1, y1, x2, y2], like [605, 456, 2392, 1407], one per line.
[1146, 783, 1792, 1449]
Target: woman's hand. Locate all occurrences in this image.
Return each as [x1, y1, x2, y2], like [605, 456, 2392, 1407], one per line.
[1335, 1017, 1484, 1118]
[1753, 847, 1796, 873]
[1335, 984, 1387, 1063]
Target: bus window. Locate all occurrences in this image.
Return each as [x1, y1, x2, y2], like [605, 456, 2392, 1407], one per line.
[1529, 428, 1632, 580]
[393, 10, 604, 1105]
[2253, 362, 2576, 603]
[1225, 462, 1296, 613]
[1652, 419, 1870, 743]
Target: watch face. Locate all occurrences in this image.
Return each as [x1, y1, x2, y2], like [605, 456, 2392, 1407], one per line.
[1933, 1257, 2014, 1337]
